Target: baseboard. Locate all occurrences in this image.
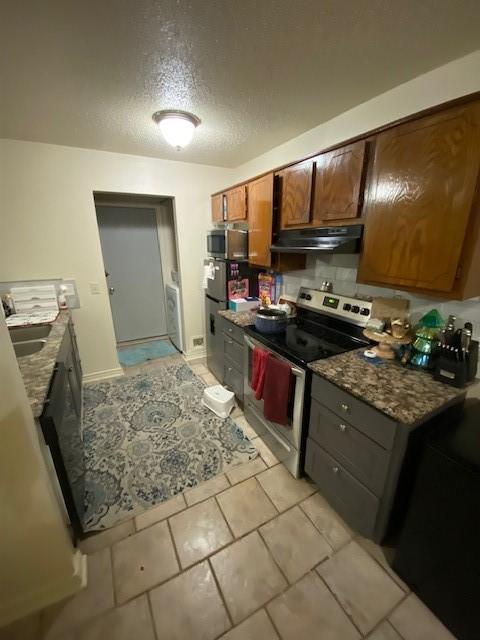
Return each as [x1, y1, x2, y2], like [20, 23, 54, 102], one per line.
[82, 367, 124, 383]
[183, 349, 207, 362]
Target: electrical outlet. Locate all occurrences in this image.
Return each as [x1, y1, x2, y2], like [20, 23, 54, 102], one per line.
[192, 336, 204, 348]
[89, 282, 101, 295]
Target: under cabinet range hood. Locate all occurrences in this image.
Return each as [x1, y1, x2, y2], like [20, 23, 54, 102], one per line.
[271, 225, 363, 254]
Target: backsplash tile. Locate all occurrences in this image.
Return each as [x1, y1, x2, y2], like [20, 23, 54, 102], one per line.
[280, 257, 480, 337]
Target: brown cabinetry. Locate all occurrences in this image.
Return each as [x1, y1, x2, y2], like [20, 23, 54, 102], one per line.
[247, 173, 274, 268]
[312, 140, 367, 224]
[211, 194, 224, 223]
[225, 186, 247, 221]
[358, 102, 480, 295]
[277, 160, 313, 229]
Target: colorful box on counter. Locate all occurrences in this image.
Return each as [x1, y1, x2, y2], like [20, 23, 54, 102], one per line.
[228, 297, 260, 312]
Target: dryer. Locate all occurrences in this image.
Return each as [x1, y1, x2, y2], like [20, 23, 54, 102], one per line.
[165, 283, 183, 352]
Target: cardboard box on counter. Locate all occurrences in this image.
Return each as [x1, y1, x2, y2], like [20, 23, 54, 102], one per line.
[228, 297, 260, 312]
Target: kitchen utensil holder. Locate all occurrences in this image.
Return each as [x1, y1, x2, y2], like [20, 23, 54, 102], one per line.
[433, 340, 478, 388]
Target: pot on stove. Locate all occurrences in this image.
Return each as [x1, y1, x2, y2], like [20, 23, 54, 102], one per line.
[255, 308, 288, 334]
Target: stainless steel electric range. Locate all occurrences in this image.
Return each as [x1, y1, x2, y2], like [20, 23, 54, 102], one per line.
[243, 287, 372, 477]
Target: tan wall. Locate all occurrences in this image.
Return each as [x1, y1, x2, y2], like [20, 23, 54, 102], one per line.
[0, 141, 234, 378]
[0, 314, 84, 626]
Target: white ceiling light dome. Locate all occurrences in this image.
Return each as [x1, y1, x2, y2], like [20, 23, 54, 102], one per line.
[152, 110, 201, 150]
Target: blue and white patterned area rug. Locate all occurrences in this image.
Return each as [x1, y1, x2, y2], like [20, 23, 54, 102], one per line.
[83, 361, 257, 531]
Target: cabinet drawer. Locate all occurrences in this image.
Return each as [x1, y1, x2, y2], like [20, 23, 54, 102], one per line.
[309, 400, 389, 496]
[224, 357, 243, 402]
[224, 334, 244, 369]
[223, 320, 245, 345]
[305, 437, 379, 537]
[312, 375, 397, 450]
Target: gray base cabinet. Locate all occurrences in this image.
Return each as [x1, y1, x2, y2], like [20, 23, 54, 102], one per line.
[222, 319, 245, 406]
[305, 375, 406, 543]
[40, 319, 84, 542]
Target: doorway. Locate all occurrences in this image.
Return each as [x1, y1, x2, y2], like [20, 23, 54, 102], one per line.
[94, 194, 180, 352]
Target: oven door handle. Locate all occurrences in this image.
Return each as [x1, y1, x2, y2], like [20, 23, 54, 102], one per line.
[244, 335, 303, 377]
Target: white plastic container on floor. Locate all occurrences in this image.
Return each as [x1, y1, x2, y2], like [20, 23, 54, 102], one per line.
[202, 385, 235, 418]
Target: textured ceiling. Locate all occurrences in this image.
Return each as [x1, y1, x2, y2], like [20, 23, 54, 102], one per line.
[1, 1, 480, 167]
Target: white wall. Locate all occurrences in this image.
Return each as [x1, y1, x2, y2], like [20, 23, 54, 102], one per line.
[233, 50, 480, 181]
[0, 140, 234, 378]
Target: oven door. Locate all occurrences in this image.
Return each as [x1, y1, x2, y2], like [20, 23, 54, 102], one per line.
[243, 334, 306, 477]
[207, 231, 226, 258]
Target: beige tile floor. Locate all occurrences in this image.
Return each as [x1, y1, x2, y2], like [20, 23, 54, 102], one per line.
[1, 358, 456, 640]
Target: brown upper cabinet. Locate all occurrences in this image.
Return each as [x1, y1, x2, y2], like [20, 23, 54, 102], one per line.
[247, 173, 274, 268]
[211, 193, 224, 223]
[225, 185, 247, 221]
[312, 140, 367, 224]
[358, 101, 480, 296]
[277, 160, 314, 229]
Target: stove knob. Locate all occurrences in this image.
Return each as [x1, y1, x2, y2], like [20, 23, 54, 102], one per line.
[343, 303, 351, 311]
[360, 307, 370, 316]
[351, 305, 360, 314]
[300, 293, 306, 299]
[305, 294, 312, 301]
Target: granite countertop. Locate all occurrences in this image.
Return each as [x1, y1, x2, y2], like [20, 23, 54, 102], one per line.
[218, 309, 256, 327]
[16, 311, 70, 418]
[308, 348, 467, 425]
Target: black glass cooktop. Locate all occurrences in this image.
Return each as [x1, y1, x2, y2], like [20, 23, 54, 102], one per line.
[245, 314, 368, 368]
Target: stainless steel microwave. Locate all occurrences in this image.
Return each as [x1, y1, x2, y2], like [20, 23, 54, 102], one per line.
[207, 229, 248, 260]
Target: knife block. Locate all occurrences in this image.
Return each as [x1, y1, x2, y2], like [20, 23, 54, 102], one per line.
[433, 340, 478, 388]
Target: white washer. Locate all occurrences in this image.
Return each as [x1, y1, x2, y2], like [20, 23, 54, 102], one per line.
[165, 283, 184, 352]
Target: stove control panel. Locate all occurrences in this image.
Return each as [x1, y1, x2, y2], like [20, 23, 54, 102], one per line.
[297, 287, 372, 326]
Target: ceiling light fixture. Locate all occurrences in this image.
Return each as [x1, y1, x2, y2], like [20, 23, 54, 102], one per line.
[152, 109, 201, 150]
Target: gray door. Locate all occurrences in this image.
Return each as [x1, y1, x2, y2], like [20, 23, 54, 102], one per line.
[96, 206, 167, 343]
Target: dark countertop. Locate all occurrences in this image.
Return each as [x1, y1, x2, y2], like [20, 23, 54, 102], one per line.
[218, 309, 256, 328]
[16, 311, 70, 418]
[308, 348, 468, 425]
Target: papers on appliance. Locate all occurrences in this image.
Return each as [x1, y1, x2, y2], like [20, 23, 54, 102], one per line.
[202, 261, 216, 289]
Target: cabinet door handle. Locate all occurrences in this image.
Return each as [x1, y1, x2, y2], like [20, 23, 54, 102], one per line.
[228, 327, 233, 333]
[227, 339, 233, 344]
[339, 423, 347, 432]
[227, 367, 233, 372]
[340, 402, 350, 413]
[332, 466, 339, 474]
[68, 366, 73, 373]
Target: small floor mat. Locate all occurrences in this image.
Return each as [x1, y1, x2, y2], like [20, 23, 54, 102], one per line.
[118, 339, 178, 367]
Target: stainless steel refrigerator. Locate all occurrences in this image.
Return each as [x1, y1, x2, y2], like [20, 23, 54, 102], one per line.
[204, 259, 259, 382]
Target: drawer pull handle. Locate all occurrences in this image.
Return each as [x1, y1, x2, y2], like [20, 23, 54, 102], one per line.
[332, 466, 339, 474]
[228, 367, 233, 372]
[227, 339, 233, 344]
[339, 423, 347, 432]
[228, 328, 233, 333]
[340, 402, 350, 413]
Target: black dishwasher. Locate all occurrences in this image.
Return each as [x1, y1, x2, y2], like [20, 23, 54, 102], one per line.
[40, 351, 84, 541]
[393, 399, 480, 640]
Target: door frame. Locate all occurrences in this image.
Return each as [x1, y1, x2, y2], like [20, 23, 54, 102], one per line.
[94, 197, 182, 346]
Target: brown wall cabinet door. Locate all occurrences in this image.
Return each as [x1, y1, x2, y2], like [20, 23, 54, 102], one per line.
[358, 102, 480, 293]
[226, 186, 247, 221]
[247, 173, 274, 268]
[211, 194, 224, 223]
[312, 140, 367, 223]
[278, 160, 313, 229]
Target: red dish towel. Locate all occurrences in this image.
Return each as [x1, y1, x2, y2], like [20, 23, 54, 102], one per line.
[263, 354, 292, 426]
[251, 346, 268, 400]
